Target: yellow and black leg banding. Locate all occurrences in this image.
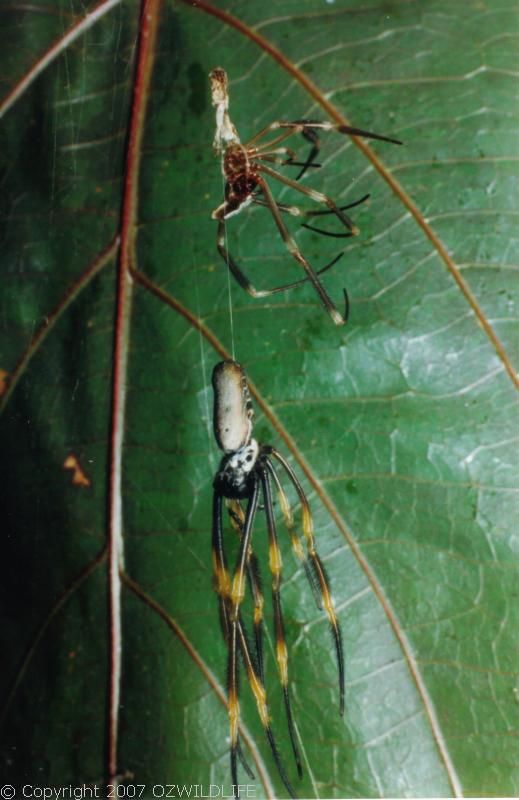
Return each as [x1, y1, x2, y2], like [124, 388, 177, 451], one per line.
[211, 417, 346, 795]
[237, 619, 296, 798]
[227, 500, 265, 683]
[213, 493, 255, 783]
[308, 550, 345, 716]
[265, 460, 323, 612]
[260, 467, 303, 778]
[269, 448, 345, 718]
[214, 476, 296, 798]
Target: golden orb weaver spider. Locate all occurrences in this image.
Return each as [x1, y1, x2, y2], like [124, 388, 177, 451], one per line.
[211, 360, 344, 796]
[210, 67, 402, 325]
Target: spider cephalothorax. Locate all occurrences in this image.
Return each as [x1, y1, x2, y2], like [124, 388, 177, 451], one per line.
[211, 360, 345, 796]
[209, 67, 402, 325]
[214, 439, 260, 498]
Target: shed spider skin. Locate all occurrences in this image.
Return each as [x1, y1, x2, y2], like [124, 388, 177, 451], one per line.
[211, 360, 344, 796]
[210, 67, 401, 325]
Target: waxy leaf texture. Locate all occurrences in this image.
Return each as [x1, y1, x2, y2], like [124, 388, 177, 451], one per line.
[1, 1, 518, 797]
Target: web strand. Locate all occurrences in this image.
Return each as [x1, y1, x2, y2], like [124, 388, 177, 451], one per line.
[194, 275, 213, 457]
[220, 172, 236, 360]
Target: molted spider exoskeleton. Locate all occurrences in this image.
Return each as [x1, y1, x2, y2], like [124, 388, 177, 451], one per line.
[209, 67, 402, 325]
[211, 360, 345, 796]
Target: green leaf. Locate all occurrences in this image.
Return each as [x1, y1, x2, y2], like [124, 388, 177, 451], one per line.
[1, 1, 518, 797]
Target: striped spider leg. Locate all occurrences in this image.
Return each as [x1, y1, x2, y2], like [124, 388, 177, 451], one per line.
[209, 67, 402, 325]
[211, 361, 344, 796]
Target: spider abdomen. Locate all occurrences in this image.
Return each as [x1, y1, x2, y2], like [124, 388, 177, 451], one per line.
[227, 174, 258, 202]
[212, 360, 254, 452]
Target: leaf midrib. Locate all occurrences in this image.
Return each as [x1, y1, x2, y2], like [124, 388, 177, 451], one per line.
[3, 2, 514, 794]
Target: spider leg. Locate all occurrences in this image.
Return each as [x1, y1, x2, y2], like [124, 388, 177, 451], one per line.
[228, 499, 265, 682]
[256, 177, 349, 325]
[300, 194, 371, 238]
[212, 490, 232, 641]
[278, 120, 402, 146]
[248, 119, 401, 180]
[217, 219, 348, 312]
[228, 621, 241, 790]
[247, 122, 323, 181]
[260, 192, 369, 239]
[254, 146, 298, 161]
[264, 253, 346, 299]
[246, 551, 265, 682]
[256, 153, 322, 171]
[252, 193, 369, 223]
[254, 146, 322, 172]
[246, 125, 301, 150]
[236, 739, 255, 782]
[212, 491, 256, 781]
[227, 477, 296, 797]
[264, 460, 323, 611]
[258, 163, 358, 235]
[306, 193, 370, 216]
[300, 225, 354, 240]
[259, 464, 303, 778]
[236, 618, 296, 798]
[248, 123, 321, 181]
[295, 118, 402, 179]
[267, 448, 345, 717]
[290, 119, 402, 179]
[289, 120, 321, 180]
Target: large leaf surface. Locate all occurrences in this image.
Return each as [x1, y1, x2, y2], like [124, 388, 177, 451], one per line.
[1, 1, 518, 797]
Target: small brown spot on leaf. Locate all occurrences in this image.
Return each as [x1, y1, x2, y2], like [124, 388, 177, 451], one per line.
[63, 453, 91, 488]
[0, 369, 9, 396]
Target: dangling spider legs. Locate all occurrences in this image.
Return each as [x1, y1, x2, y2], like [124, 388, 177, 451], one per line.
[265, 448, 345, 716]
[216, 182, 372, 322]
[252, 192, 371, 238]
[257, 164, 360, 234]
[227, 499, 265, 683]
[211, 361, 345, 794]
[227, 467, 307, 781]
[216, 219, 346, 302]
[257, 176, 349, 324]
[246, 119, 402, 181]
[260, 466, 303, 777]
[212, 477, 298, 797]
[216, 175, 351, 325]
